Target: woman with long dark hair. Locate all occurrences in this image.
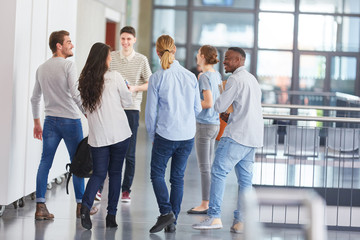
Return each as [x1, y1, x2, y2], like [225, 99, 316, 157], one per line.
[78, 42, 132, 230]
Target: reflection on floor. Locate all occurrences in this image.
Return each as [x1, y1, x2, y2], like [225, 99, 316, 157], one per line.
[1, 125, 360, 240]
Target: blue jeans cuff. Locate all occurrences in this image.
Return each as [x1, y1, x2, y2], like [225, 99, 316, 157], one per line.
[36, 198, 46, 203]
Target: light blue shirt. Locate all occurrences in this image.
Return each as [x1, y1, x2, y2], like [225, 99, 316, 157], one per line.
[196, 71, 222, 124]
[145, 60, 202, 141]
[214, 66, 264, 148]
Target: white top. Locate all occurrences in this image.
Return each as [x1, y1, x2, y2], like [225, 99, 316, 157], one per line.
[31, 57, 84, 119]
[110, 50, 152, 111]
[87, 71, 133, 147]
[214, 66, 264, 148]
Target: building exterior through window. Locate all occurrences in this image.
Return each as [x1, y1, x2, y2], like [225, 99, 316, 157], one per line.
[151, 0, 360, 102]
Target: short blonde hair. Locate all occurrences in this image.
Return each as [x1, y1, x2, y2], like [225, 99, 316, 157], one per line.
[156, 35, 175, 70]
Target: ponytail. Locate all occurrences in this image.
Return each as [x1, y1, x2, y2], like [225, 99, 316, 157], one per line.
[156, 35, 175, 70]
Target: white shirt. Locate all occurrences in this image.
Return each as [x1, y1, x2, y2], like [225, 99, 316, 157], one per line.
[214, 66, 264, 148]
[87, 71, 133, 147]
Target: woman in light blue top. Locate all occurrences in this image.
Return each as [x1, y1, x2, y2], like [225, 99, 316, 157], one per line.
[187, 45, 222, 215]
[145, 35, 202, 233]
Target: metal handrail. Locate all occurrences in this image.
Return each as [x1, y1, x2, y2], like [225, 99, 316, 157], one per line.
[262, 103, 360, 112]
[262, 90, 360, 102]
[263, 114, 360, 123]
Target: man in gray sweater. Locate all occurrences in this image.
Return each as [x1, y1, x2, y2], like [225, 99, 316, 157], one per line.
[31, 30, 97, 220]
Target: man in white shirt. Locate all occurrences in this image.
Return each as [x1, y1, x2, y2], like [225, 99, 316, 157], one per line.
[192, 47, 264, 233]
[110, 26, 152, 202]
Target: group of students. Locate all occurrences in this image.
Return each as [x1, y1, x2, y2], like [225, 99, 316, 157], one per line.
[31, 27, 150, 227]
[31, 26, 264, 234]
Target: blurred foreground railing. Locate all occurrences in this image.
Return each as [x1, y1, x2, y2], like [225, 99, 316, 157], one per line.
[255, 104, 360, 230]
[244, 188, 327, 240]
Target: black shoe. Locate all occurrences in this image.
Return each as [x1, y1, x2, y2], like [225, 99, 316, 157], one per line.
[187, 208, 208, 214]
[149, 212, 176, 233]
[164, 223, 176, 233]
[80, 205, 92, 230]
[106, 214, 118, 228]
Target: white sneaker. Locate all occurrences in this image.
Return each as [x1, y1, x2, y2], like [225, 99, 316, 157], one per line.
[192, 217, 223, 230]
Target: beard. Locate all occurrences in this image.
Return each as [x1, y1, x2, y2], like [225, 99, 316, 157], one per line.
[224, 67, 233, 73]
[63, 49, 73, 58]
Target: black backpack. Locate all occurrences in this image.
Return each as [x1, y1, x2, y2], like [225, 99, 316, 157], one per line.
[66, 136, 93, 194]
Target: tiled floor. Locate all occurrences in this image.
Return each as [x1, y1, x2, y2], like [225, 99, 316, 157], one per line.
[1, 125, 360, 239]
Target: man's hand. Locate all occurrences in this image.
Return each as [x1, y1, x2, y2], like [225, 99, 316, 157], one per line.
[128, 85, 137, 93]
[220, 112, 230, 123]
[33, 119, 43, 141]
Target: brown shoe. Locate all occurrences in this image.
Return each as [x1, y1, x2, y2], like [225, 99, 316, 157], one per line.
[35, 203, 54, 220]
[76, 203, 98, 218]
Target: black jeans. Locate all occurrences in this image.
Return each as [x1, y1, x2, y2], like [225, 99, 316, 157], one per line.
[82, 138, 130, 215]
[122, 110, 140, 193]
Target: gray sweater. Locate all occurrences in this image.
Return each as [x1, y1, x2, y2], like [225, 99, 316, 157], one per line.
[31, 57, 84, 119]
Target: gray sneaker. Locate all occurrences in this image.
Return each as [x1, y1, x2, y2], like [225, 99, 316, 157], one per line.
[192, 217, 223, 230]
[230, 219, 243, 233]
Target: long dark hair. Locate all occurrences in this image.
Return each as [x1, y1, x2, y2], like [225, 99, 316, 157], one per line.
[78, 42, 110, 113]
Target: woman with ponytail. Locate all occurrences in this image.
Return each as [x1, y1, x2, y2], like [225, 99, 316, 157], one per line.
[145, 35, 202, 233]
[187, 45, 222, 215]
[78, 42, 132, 230]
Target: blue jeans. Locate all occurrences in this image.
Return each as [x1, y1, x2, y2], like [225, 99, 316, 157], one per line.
[208, 137, 255, 222]
[82, 138, 130, 215]
[150, 134, 194, 221]
[122, 110, 139, 193]
[36, 116, 84, 203]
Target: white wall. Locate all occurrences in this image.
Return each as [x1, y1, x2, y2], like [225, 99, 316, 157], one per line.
[24, 0, 49, 198]
[0, 0, 18, 205]
[0, 0, 79, 205]
[0, 0, 127, 205]
[76, 0, 107, 84]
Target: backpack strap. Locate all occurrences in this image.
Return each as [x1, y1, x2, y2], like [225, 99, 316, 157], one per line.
[66, 163, 71, 195]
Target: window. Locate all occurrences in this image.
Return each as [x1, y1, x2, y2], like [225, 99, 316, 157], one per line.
[331, 56, 357, 94]
[153, 9, 187, 45]
[258, 13, 294, 50]
[193, 0, 255, 9]
[260, 0, 294, 12]
[300, 0, 360, 14]
[299, 55, 326, 91]
[192, 11, 254, 48]
[298, 14, 360, 52]
[257, 50, 292, 91]
[152, 0, 360, 96]
[154, 0, 187, 6]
